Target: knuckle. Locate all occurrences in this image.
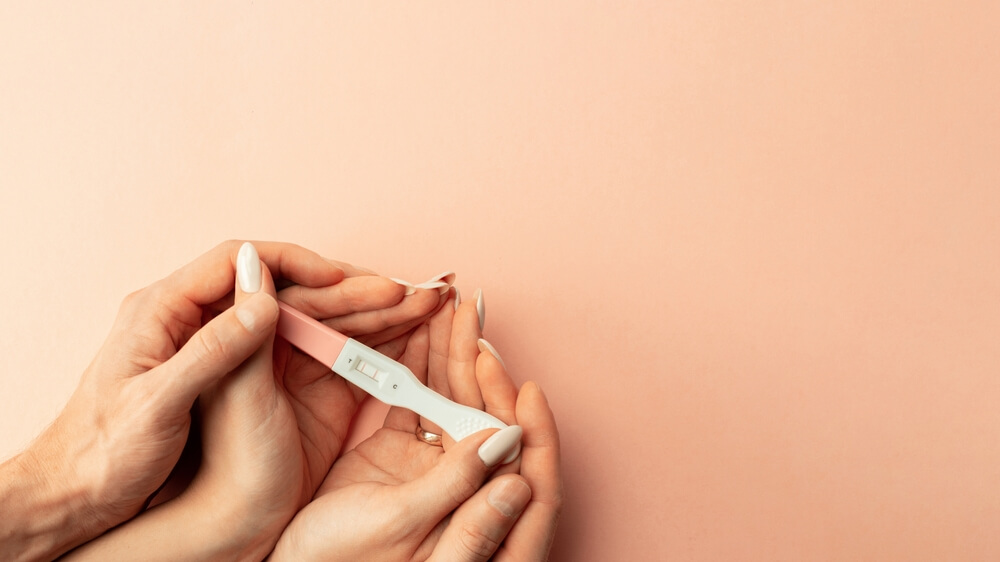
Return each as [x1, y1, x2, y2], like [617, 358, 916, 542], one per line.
[444, 465, 481, 507]
[545, 477, 566, 513]
[119, 288, 146, 311]
[455, 524, 499, 561]
[278, 284, 306, 308]
[219, 239, 242, 252]
[553, 485, 566, 512]
[191, 325, 229, 364]
[143, 280, 168, 305]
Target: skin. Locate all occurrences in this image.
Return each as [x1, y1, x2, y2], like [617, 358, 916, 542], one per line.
[0, 241, 443, 561]
[147, 269, 449, 508]
[270, 289, 564, 561]
[0, 240, 562, 560]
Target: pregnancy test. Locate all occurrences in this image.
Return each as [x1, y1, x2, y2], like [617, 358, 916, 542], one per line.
[276, 302, 519, 458]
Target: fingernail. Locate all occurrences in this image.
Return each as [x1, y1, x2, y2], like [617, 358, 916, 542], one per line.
[236, 242, 261, 293]
[478, 425, 522, 467]
[474, 288, 486, 331]
[236, 292, 278, 333]
[488, 478, 531, 518]
[390, 278, 417, 296]
[453, 287, 461, 311]
[477, 338, 507, 370]
[414, 280, 451, 295]
[425, 271, 457, 286]
[531, 381, 546, 400]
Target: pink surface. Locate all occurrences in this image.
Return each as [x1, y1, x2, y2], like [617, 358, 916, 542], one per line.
[1, 3, 999, 560]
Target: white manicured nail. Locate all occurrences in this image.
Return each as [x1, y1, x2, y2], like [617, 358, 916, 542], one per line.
[390, 278, 417, 296]
[478, 425, 522, 467]
[453, 287, 461, 311]
[425, 271, 456, 286]
[474, 288, 485, 331]
[236, 242, 261, 293]
[415, 280, 451, 295]
[477, 338, 507, 370]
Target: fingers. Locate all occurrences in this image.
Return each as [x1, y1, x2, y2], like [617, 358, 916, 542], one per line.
[250, 241, 345, 287]
[513, 383, 562, 501]
[428, 475, 532, 562]
[324, 258, 379, 278]
[196, 243, 281, 463]
[473, 340, 522, 475]
[229, 242, 279, 386]
[493, 382, 563, 562]
[278, 268, 450, 372]
[278, 275, 405, 319]
[150, 245, 279, 410]
[447, 293, 486, 415]
[475, 339, 518, 426]
[158, 240, 343, 307]
[326, 289, 444, 345]
[419, 289, 458, 436]
[400, 425, 523, 528]
[371, 329, 413, 362]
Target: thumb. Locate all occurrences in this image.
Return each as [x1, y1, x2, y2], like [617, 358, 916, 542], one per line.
[153, 243, 279, 409]
[403, 425, 523, 525]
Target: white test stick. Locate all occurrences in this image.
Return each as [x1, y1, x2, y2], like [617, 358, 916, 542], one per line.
[276, 302, 518, 458]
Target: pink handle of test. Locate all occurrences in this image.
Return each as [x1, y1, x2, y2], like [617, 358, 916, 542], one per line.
[275, 302, 349, 367]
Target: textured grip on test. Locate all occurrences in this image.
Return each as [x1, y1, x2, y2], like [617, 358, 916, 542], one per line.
[454, 416, 493, 441]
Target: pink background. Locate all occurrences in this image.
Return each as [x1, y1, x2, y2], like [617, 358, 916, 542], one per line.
[2, 3, 999, 560]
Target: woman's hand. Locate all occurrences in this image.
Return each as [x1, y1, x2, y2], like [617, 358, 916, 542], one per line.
[63, 243, 452, 560]
[176, 245, 453, 554]
[0, 241, 345, 561]
[271, 289, 563, 561]
[146, 260, 452, 509]
[488, 381, 563, 561]
[263, 267, 453, 499]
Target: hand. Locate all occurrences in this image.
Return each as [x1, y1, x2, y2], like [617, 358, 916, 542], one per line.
[64, 244, 453, 560]
[0, 240, 344, 561]
[271, 289, 563, 561]
[148, 259, 452, 508]
[265, 266, 454, 497]
[384, 285, 565, 561]
[487, 381, 563, 561]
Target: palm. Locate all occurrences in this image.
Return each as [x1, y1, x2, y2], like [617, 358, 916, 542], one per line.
[272, 341, 367, 500]
[325, 427, 439, 489]
[273, 296, 567, 562]
[278, 426, 445, 561]
[199, 343, 368, 516]
[269, 277, 448, 497]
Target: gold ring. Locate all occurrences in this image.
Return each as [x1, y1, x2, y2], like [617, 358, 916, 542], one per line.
[415, 425, 443, 446]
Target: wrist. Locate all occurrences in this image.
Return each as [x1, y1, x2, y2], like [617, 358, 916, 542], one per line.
[0, 449, 97, 561]
[178, 484, 294, 560]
